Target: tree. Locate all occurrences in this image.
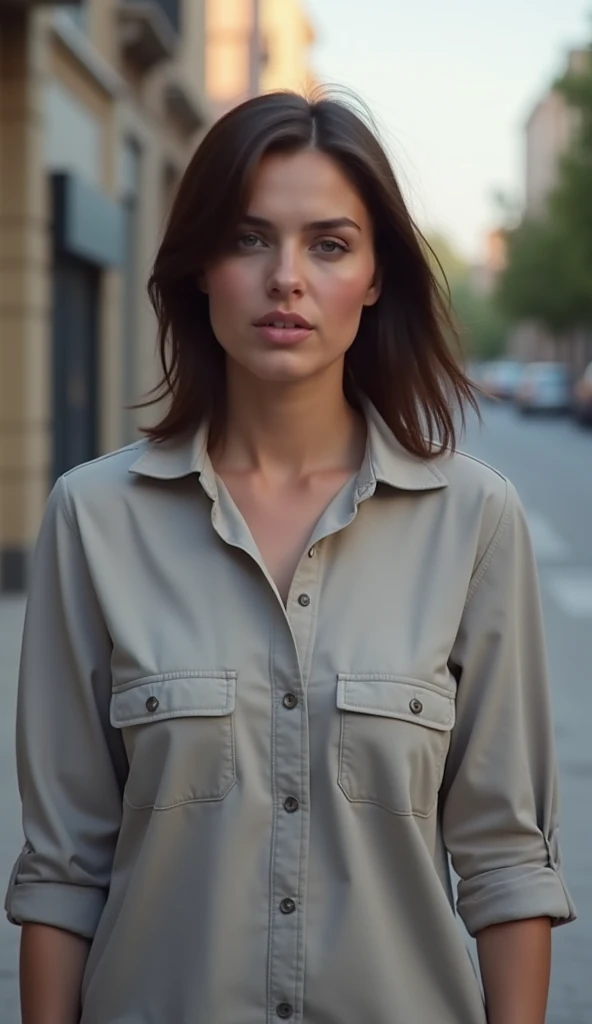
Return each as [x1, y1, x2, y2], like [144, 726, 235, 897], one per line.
[496, 218, 589, 332]
[424, 232, 508, 360]
[451, 280, 508, 361]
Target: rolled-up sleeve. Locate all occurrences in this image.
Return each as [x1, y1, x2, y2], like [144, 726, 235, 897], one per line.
[442, 478, 576, 938]
[5, 476, 127, 940]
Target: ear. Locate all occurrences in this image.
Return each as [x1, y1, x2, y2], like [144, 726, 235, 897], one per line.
[197, 269, 208, 295]
[363, 265, 382, 307]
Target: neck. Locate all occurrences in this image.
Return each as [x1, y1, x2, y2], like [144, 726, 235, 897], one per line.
[211, 361, 365, 480]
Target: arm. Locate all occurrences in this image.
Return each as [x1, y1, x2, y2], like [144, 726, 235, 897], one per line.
[441, 480, 575, 1006]
[477, 918, 551, 1024]
[5, 478, 127, 1022]
[21, 925, 90, 1024]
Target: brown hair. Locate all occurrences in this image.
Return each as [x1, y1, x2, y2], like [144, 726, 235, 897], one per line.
[142, 90, 478, 458]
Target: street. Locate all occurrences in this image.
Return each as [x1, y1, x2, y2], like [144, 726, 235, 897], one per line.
[0, 403, 590, 1022]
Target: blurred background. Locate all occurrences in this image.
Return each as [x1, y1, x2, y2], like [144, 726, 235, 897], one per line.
[0, 1, 590, 1021]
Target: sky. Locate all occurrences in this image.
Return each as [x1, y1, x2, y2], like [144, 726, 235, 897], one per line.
[308, 0, 591, 262]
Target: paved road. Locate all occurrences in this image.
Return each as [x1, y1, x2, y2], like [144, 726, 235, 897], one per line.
[0, 403, 590, 1021]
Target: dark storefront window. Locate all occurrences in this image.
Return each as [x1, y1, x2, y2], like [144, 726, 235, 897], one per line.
[157, 0, 181, 32]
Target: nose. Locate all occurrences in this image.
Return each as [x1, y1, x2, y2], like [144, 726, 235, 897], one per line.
[266, 242, 305, 300]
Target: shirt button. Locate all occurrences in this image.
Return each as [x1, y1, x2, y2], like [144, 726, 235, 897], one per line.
[308, 546, 315, 558]
[277, 1004, 293, 1019]
[145, 697, 159, 713]
[409, 698, 423, 715]
[298, 593, 311, 607]
[284, 796, 299, 813]
[280, 897, 296, 914]
[283, 693, 298, 709]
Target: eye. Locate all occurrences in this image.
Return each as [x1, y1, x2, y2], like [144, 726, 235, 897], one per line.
[314, 239, 349, 255]
[237, 232, 266, 250]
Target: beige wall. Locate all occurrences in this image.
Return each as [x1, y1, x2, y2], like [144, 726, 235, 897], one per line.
[206, 0, 316, 114]
[260, 0, 315, 95]
[206, 0, 254, 109]
[0, 12, 52, 588]
[0, 0, 209, 590]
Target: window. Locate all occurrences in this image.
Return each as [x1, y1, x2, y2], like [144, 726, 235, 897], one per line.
[126, 0, 181, 33]
[155, 0, 181, 33]
[45, 81, 102, 187]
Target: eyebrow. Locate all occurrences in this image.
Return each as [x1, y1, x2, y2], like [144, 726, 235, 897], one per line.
[240, 214, 362, 232]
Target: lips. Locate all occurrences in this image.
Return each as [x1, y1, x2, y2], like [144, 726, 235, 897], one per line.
[253, 310, 313, 329]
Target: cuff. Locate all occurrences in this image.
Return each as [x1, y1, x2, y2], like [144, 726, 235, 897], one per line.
[457, 862, 577, 938]
[5, 877, 107, 940]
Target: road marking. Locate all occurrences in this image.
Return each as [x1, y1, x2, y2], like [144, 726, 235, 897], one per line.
[525, 511, 570, 563]
[544, 572, 592, 619]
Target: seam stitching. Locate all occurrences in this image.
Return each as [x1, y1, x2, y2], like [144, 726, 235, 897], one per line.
[465, 478, 512, 605]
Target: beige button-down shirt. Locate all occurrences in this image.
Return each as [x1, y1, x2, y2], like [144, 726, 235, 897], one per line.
[6, 402, 575, 1024]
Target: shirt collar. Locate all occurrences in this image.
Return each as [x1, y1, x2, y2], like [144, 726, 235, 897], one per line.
[128, 422, 215, 495]
[128, 399, 449, 494]
[356, 397, 449, 493]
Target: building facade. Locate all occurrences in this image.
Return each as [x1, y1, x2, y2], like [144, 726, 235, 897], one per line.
[524, 49, 586, 219]
[206, 0, 316, 118]
[0, 0, 209, 591]
[259, 0, 316, 95]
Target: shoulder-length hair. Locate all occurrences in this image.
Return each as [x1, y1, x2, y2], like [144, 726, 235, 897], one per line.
[142, 90, 478, 458]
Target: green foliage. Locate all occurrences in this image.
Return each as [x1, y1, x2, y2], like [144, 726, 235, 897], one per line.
[451, 280, 508, 360]
[424, 232, 508, 360]
[496, 219, 591, 331]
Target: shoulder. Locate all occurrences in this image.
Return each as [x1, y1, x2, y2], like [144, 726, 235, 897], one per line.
[57, 440, 151, 522]
[436, 446, 510, 503]
[431, 447, 521, 566]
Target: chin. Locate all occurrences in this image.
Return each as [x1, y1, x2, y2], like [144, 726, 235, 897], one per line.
[241, 352, 321, 385]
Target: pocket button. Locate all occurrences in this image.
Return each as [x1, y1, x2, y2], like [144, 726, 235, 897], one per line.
[409, 698, 423, 715]
[145, 696, 159, 713]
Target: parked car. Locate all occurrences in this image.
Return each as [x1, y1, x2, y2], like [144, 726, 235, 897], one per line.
[514, 362, 572, 415]
[480, 359, 524, 401]
[573, 361, 592, 425]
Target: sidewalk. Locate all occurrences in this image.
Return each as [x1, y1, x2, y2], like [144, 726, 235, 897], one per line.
[0, 596, 25, 1023]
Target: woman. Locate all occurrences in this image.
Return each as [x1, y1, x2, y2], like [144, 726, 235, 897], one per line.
[7, 92, 575, 1024]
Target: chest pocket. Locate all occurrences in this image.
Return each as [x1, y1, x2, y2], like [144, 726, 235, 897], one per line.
[337, 673, 455, 818]
[110, 671, 237, 811]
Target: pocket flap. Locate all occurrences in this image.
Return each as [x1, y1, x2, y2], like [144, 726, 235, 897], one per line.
[337, 674, 455, 732]
[111, 671, 237, 728]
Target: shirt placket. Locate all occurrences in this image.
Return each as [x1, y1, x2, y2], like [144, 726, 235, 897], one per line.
[207, 468, 375, 1023]
[267, 548, 320, 1023]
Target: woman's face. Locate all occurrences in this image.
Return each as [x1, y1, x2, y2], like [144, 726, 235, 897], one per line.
[201, 148, 381, 386]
